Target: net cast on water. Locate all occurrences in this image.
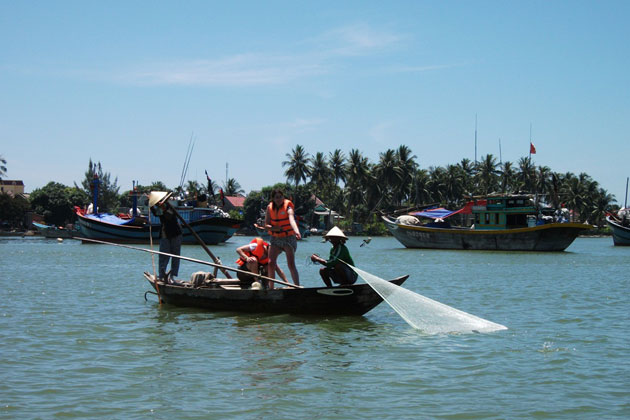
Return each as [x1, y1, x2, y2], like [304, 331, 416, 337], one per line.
[350, 265, 507, 335]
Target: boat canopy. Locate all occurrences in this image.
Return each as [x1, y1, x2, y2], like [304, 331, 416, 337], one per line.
[411, 207, 457, 219]
[84, 213, 137, 226]
[410, 200, 486, 219]
[33, 222, 52, 229]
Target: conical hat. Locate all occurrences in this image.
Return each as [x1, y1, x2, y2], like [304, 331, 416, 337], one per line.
[148, 191, 171, 208]
[324, 226, 347, 240]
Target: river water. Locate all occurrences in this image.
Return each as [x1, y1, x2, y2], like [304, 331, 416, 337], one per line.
[1, 235, 628, 419]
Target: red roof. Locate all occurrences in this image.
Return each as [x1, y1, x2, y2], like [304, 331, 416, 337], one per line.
[225, 195, 246, 207]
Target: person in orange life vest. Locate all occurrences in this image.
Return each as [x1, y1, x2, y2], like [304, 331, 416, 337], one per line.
[235, 237, 288, 287]
[261, 189, 301, 288]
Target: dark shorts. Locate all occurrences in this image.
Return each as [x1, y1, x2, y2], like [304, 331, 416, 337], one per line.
[330, 262, 358, 285]
[236, 264, 267, 286]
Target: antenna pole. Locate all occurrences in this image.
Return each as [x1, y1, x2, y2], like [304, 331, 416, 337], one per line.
[474, 114, 478, 163]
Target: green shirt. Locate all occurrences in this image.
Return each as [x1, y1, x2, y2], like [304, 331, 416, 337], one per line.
[325, 243, 354, 268]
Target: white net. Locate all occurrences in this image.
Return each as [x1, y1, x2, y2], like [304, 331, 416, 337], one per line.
[351, 265, 508, 334]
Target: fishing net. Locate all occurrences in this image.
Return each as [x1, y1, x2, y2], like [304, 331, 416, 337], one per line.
[350, 265, 508, 334]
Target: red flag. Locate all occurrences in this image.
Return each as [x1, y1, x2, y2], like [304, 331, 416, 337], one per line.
[530, 142, 536, 154]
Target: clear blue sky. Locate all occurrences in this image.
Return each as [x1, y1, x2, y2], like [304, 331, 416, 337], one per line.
[1, 1, 629, 204]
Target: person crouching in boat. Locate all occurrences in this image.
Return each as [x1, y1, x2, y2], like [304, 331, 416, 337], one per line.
[235, 237, 288, 289]
[262, 189, 301, 288]
[310, 226, 358, 288]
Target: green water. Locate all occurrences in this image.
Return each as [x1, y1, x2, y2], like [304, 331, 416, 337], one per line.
[1, 236, 628, 419]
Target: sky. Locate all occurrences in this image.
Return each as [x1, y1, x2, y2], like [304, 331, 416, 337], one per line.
[1, 1, 629, 204]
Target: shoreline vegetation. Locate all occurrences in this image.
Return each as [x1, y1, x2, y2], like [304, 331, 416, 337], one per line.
[0, 146, 622, 237]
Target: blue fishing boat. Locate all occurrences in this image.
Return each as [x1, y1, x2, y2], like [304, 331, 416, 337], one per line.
[75, 178, 241, 245]
[75, 207, 241, 245]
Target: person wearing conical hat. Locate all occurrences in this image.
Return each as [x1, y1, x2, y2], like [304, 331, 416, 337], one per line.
[310, 226, 358, 287]
[149, 191, 182, 284]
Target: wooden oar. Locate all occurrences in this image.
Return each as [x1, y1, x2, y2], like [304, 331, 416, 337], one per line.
[75, 237, 303, 288]
[164, 202, 233, 278]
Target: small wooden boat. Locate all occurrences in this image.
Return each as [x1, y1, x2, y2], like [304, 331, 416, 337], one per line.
[32, 222, 78, 239]
[606, 214, 630, 246]
[144, 272, 409, 316]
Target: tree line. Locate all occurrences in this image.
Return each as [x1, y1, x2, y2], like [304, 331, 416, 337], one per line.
[279, 145, 617, 229]
[0, 149, 619, 231]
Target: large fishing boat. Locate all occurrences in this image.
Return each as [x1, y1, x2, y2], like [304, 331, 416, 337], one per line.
[383, 194, 591, 251]
[144, 272, 408, 315]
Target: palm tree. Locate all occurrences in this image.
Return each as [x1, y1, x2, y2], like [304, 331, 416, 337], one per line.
[395, 145, 418, 205]
[223, 178, 244, 196]
[329, 149, 347, 186]
[458, 158, 475, 195]
[282, 145, 311, 187]
[443, 164, 465, 207]
[499, 161, 515, 194]
[411, 169, 431, 206]
[309, 152, 333, 196]
[516, 157, 536, 193]
[185, 180, 202, 199]
[427, 166, 446, 204]
[560, 173, 581, 221]
[475, 154, 500, 195]
[345, 149, 371, 214]
[589, 187, 615, 227]
[0, 155, 7, 181]
[374, 149, 402, 205]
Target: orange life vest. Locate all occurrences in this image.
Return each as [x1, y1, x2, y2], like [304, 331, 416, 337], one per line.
[236, 237, 270, 266]
[267, 199, 294, 237]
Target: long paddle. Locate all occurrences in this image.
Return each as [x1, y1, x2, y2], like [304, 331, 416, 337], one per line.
[164, 201, 233, 279]
[75, 237, 303, 288]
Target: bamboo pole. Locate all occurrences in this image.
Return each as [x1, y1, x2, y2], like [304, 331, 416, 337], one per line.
[76, 237, 303, 288]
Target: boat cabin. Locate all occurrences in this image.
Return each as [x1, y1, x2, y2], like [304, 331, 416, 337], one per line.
[472, 195, 538, 230]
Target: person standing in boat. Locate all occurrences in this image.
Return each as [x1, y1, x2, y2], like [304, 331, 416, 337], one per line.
[311, 226, 358, 288]
[149, 192, 183, 284]
[235, 237, 288, 288]
[261, 189, 301, 288]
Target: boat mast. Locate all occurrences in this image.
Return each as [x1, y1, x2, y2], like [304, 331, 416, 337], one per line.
[625, 177, 629, 209]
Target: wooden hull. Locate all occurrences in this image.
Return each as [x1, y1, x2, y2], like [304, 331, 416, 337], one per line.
[76, 214, 241, 245]
[145, 273, 409, 316]
[383, 216, 591, 251]
[606, 216, 630, 246]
